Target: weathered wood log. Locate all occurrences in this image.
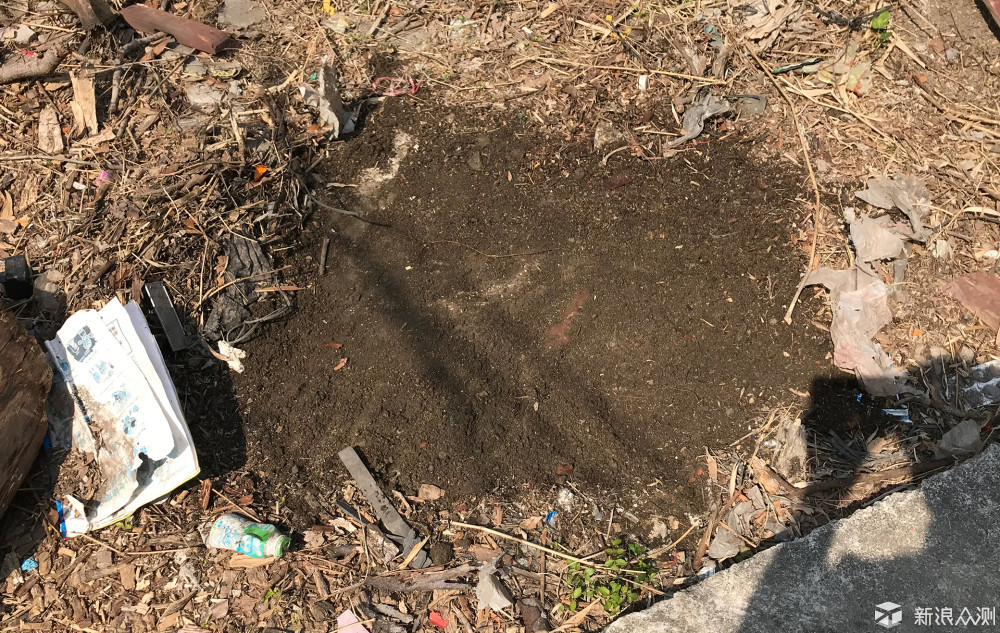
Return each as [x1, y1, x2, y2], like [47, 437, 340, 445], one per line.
[57, 0, 114, 30]
[0, 304, 51, 519]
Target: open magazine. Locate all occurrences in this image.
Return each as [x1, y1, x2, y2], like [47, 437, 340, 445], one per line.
[44, 298, 199, 536]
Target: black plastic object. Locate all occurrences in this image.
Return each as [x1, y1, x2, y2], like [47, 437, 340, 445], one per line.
[0, 255, 32, 300]
[144, 281, 190, 352]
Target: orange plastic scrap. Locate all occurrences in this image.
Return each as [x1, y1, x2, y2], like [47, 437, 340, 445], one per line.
[947, 272, 1000, 331]
[121, 5, 232, 55]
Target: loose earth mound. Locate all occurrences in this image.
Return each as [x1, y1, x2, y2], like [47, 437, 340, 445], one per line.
[236, 102, 833, 519]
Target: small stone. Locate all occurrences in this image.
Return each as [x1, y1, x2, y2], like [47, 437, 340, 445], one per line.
[12, 25, 36, 46]
[945, 48, 960, 63]
[217, 0, 266, 30]
[593, 120, 625, 150]
[429, 542, 454, 566]
[33, 271, 66, 315]
[466, 150, 482, 172]
[476, 134, 490, 147]
[309, 601, 338, 621]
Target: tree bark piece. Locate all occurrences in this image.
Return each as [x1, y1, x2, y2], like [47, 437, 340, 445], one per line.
[57, 0, 114, 30]
[0, 48, 66, 84]
[0, 303, 52, 519]
[121, 5, 232, 55]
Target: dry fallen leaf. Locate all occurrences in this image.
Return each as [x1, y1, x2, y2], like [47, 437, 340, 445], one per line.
[519, 516, 543, 531]
[416, 484, 445, 502]
[228, 554, 277, 569]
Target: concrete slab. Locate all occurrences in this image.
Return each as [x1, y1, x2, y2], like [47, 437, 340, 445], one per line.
[607, 445, 1000, 633]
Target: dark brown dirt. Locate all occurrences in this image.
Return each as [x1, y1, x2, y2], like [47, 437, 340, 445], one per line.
[235, 101, 835, 519]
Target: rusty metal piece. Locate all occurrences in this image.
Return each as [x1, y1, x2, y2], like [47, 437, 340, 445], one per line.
[121, 5, 232, 55]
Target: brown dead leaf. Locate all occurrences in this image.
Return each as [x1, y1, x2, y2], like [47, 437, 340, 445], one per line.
[519, 516, 542, 531]
[706, 452, 718, 483]
[228, 554, 277, 569]
[469, 545, 502, 561]
[139, 37, 170, 63]
[416, 484, 445, 502]
[303, 530, 325, 549]
[492, 506, 503, 526]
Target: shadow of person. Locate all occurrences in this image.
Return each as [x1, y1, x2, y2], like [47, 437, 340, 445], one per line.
[609, 367, 997, 632]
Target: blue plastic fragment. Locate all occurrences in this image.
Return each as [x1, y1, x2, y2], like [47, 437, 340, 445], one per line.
[545, 510, 558, 529]
[55, 499, 67, 538]
[20, 557, 38, 572]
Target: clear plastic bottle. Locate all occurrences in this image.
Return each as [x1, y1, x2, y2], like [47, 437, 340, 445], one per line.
[204, 513, 290, 558]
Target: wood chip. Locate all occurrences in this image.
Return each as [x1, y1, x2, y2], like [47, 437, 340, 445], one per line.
[69, 71, 98, 136]
[228, 554, 278, 569]
[37, 107, 63, 154]
[119, 563, 135, 591]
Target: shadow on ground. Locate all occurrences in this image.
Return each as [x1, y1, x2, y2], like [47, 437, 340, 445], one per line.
[609, 364, 992, 632]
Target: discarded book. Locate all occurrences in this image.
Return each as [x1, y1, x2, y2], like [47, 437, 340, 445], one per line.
[45, 298, 200, 536]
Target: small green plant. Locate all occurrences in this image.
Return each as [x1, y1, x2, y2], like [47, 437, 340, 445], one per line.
[564, 538, 658, 616]
[870, 9, 889, 30]
[114, 515, 134, 531]
[870, 9, 891, 48]
[263, 587, 282, 604]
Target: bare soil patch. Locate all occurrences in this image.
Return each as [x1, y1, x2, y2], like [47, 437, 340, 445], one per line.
[235, 100, 833, 520]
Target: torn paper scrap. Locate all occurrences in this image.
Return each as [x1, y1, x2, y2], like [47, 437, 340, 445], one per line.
[806, 267, 908, 396]
[938, 419, 984, 456]
[299, 65, 356, 138]
[855, 174, 931, 240]
[665, 93, 729, 149]
[845, 207, 912, 263]
[476, 557, 514, 611]
[45, 299, 199, 536]
[964, 361, 1000, 408]
[946, 272, 1000, 331]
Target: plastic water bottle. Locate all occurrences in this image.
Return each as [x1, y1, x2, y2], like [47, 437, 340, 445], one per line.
[204, 513, 290, 558]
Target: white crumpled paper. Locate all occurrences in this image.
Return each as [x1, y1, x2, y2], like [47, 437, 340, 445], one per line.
[476, 557, 514, 611]
[45, 299, 200, 536]
[855, 174, 932, 241]
[806, 267, 909, 396]
[300, 64, 357, 139]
